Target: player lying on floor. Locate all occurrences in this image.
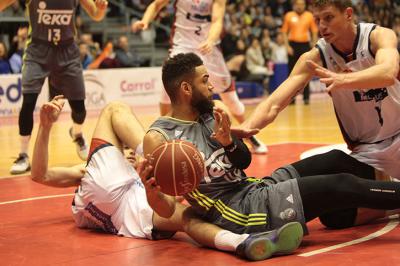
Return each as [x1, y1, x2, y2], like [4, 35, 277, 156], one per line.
[31, 95, 302, 261]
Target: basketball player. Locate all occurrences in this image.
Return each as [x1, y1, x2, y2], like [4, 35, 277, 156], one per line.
[0, 0, 108, 175]
[131, 0, 267, 154]
[31, 95, 303, 261]
[241, 0, 400, 228]
[143, 52, 400, 242]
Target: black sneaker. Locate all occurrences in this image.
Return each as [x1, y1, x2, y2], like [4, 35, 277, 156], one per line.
[69, 128, 88, 161]
[10, 153, 31, 175]
[236, 222, 303, 261]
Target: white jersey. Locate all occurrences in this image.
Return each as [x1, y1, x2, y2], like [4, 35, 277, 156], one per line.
[172, 0, 214, 49]
[72, 143, 154, 239]
[316, 23, 400, 146]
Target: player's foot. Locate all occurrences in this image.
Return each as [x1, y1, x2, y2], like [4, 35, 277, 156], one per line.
[236, 222, 303, 261]
[10, 153, 30, 175]
[69, 128, 88, 161]
[247, 136, 268, 154]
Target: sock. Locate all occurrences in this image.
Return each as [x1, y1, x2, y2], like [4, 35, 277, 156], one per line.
[20, 135, 30, 155]
[214, 230, 249, 252]
[72, 123, 83, 136]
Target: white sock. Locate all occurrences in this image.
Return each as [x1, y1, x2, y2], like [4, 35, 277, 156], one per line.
[72, 123, 83, 136]
[20, 135, 30, 155]
[214, 230, 249, 252]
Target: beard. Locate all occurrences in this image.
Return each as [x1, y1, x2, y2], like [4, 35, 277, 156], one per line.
[190, 87, 214, 115]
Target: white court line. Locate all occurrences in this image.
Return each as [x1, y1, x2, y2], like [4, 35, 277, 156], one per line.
[0, 193, 74, 205]
[299, 214, 400, 257]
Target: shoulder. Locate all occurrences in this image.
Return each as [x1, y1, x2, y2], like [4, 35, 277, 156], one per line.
[369, 25, 398, 53]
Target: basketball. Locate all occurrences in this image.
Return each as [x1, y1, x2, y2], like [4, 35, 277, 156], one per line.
[151, 139, 204, 196]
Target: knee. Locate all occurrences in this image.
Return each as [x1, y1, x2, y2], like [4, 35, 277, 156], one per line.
[319, 208, 357, 229]
[104, 101, 131, 114]
[325, 149, 350, 164]
[71, 108, 86, 124]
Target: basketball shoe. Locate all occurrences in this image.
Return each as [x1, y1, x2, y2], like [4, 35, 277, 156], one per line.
[69, 128, 89, 161]
[247, 136, 268, 154]
[236, 222, 303, 261]
[10, 153, 30, 175]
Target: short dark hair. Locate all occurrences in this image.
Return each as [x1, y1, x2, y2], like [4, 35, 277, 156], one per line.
[311, 0, 352, 11]
[162, 53, 203, 102]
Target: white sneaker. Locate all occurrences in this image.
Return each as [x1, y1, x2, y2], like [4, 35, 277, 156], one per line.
[69, 128, 89, 161]
[10, 153, 30, 175]
[248, 136, 268, 154]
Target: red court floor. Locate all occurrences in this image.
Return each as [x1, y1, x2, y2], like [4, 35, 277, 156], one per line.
[1, 143, 400, 266]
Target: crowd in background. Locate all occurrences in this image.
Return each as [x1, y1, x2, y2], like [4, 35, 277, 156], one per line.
[1, 0, 400, 76]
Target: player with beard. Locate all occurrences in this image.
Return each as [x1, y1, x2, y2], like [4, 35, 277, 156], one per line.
[143, 53, 400, 249]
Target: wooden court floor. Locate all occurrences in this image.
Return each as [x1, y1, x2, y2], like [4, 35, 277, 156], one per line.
[1, 94, 399, 265]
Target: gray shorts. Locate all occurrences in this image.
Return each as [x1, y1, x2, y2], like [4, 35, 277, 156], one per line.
[204, 165, 307, 234]
[267, 165, 308, 234]
[22, 41, 85, 100]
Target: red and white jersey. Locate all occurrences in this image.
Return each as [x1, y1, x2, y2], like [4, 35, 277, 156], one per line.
[171, 0, 214, 48]
[316, 23, 400, 147]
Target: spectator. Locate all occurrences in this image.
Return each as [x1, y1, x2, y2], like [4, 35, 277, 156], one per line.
[246, 37, 272, 76]
[78, 42, 93, 69]
[9, 26, 27, 73]
[115, 35, 146, 68]
[0, 41, 11, 74]
[80, 33, 101, 60]
[272, 32, 288, 64]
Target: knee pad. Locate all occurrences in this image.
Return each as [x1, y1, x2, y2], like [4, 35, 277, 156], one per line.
[319, 208, 357, 229]
[69, 100, 86, 124]
[218, 91, 245, 117]
[19, 93, 39, 136]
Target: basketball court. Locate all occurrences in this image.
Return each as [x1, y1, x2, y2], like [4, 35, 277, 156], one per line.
[1, 94, 399, 265]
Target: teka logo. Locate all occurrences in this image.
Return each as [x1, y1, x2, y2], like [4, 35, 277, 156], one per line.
[37, 1, 73, 25]
[0, 78, 22, 104]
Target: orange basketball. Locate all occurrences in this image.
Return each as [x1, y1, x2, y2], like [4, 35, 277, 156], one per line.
[151, 139, 204, 196]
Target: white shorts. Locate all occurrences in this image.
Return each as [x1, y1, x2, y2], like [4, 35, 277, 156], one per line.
[160, 45, 233, 104]
[71, 139, 154, 239]
[351, 132, 400, 178]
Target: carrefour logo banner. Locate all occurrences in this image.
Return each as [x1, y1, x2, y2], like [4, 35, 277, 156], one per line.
[0, 67, 163, 117]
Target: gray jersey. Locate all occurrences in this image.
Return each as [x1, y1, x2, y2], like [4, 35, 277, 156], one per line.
[316, 23, 400, 148]
[27, 0, 78, 44]
[149, 115, 272, 233]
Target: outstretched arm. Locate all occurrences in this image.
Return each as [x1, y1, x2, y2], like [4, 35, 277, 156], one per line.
[80, 0, 108, 21]
[131, 0, 170, 32]
[243, 48, 320, 130]
[308, 26, 399, 92]
[31, 96, 85, 187]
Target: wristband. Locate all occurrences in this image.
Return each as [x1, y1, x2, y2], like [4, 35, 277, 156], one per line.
[224, 141, 237, 152]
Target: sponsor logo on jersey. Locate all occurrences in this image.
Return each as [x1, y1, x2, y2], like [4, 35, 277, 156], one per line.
[37, 1, 73, 26]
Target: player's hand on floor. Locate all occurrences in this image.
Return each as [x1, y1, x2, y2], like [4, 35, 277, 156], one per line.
[40, 95, 65, 128]
[211, 107, 233, 146]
